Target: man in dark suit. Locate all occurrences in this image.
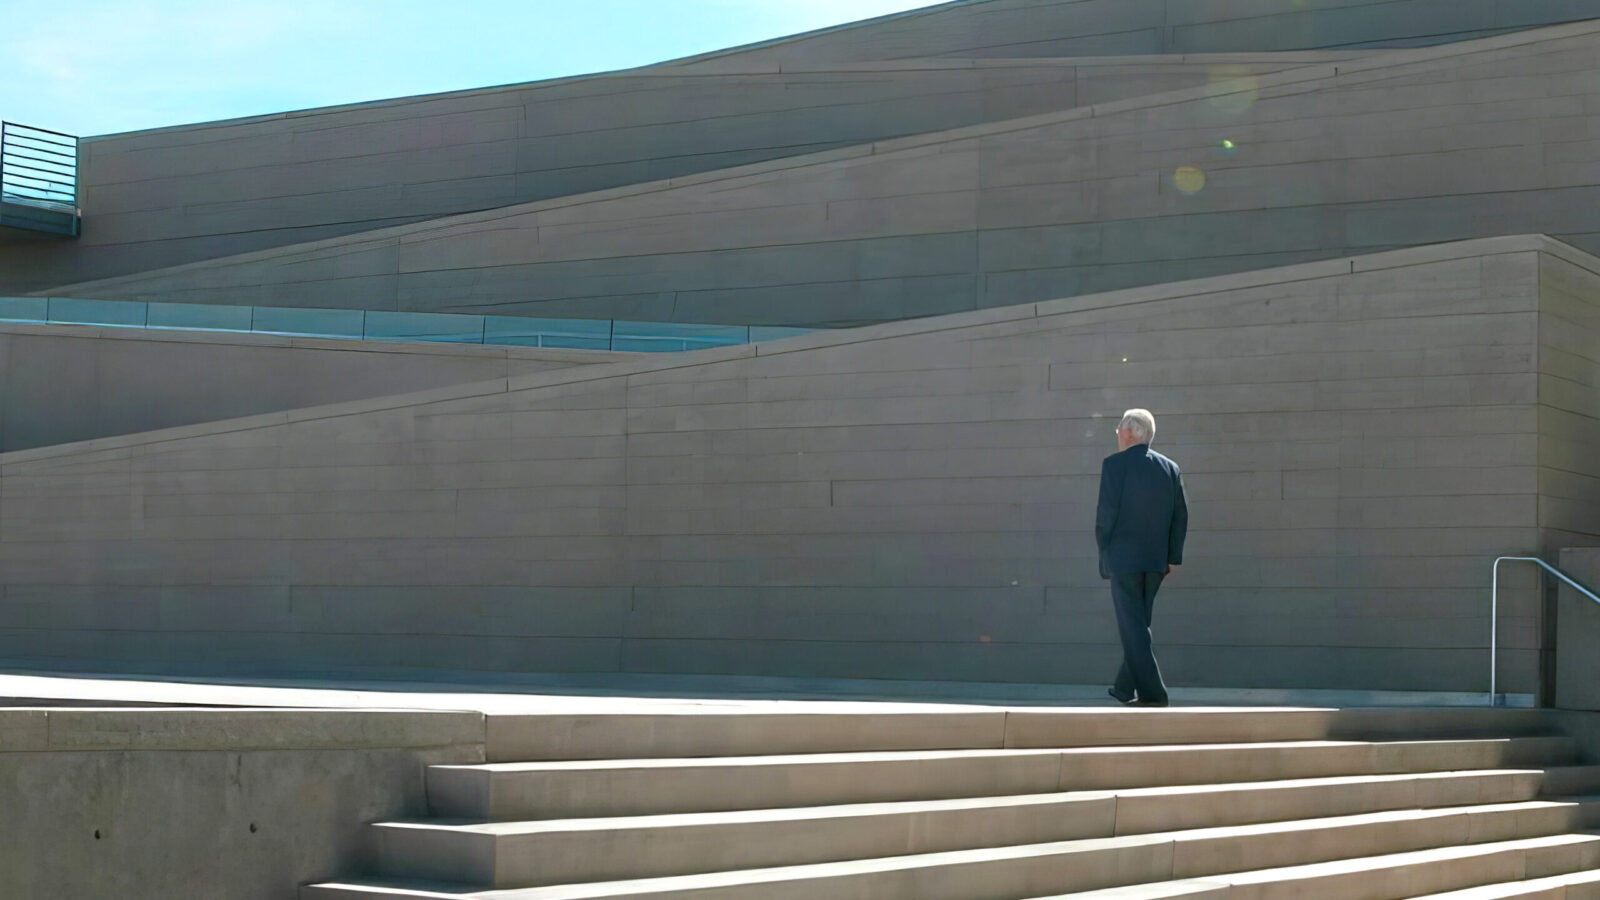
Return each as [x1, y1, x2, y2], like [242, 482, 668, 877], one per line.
[1096, 408, 1188, 707]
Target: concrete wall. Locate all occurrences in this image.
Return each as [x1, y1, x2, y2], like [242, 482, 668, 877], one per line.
[1555, 549, 1600, 710]
[39, 22, 1600, 328]
[1558, 551, 1600, 711]
[1539, 256, 1600, 703]
[0, 707, 482, 900]
[1538, 255, 1600, 554]
[1552, 710, 1600, 763]
[0, 323, 612, 452]
[0, 56, 1336, 295]
[30, 0, 1599, 294]
[0, 236, 1582, 694]
[673, 0, 1600, 67]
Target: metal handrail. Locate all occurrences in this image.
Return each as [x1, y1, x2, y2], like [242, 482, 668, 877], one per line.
[1, 121, 78, 213]
[4, 122, 75, 139]
[1490, 556, 1600, 706]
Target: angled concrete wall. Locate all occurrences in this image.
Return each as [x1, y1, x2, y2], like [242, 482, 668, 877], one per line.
[38, 22, 1600, 329]
[0, 55, 1338, 295]
[673, 0, 1600, 67]
[24, 0, 1600, 297]
[0, 324, 612, 452]
[0, 237, 1590, 695]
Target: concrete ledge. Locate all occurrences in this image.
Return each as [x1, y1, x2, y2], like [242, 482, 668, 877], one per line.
[0, 710, 47, 751]
[0, 707, 484, 753]
[0, 665, 1539, 712]
[61, 708, 479, 752]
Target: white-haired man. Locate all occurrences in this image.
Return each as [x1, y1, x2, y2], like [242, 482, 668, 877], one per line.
[1096, 408, 1188, 707]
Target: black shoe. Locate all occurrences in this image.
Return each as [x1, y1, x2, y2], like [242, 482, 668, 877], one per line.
[1130, 698, 1170, 707]
[1108, 688, 1135, 705]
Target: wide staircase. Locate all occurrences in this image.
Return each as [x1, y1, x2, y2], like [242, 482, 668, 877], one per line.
[304, 706, 1600, 899]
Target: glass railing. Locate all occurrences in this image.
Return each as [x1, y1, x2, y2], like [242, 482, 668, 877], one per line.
[0, 297, 813, 353]
[1, 122, 78, 213]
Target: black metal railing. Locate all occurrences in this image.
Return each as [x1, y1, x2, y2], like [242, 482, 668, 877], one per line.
[1, 121, 78, 212]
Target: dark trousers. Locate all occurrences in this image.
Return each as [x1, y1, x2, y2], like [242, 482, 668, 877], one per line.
[1111, 571, 1168, 702]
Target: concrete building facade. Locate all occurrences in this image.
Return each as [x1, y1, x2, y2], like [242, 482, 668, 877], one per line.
[2, 1, 1598, 698]
[1, 237, 1595, 695]
[15, 19, 1600, 331]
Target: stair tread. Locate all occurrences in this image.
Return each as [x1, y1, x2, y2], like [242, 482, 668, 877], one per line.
[307, 832, 1600, 899]
[321, 808, 1595, 899]
[1026, 883, 1228, 900]
[1027, 833, 1600, 898]
[1405, 865, 1600, 897]
[383, 768, 1545, 836]
[439, 736, 1569, 774]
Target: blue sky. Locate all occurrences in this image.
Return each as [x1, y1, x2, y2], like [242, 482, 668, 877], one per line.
[1, 0, 951, 137]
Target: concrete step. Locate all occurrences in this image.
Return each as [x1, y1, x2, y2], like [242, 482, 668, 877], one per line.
[1544, 768, 1600, 798]
[1405, 866, 1600, 897]
[482, 708, 1559, 762]
[379, 770, 1547, 887]
[1026, 834, 1600, 898]
[1547, 797, 1600, 830]
[301, 808, 1600, 899]
[1032, 885, 1230, 900]
[428, 736, 1578, 820]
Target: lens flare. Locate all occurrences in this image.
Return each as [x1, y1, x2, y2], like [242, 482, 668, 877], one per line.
[1174, 165, 1207, 195]
[1206, 66, 1260, 115]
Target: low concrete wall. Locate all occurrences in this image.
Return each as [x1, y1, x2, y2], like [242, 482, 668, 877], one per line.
[0, 323, 610, 451]
[0, 708, 483, 900]
[1556, 549, 1600, 711]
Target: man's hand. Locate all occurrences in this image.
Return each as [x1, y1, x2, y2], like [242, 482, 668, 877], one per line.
[1166, 564, 1180, 576]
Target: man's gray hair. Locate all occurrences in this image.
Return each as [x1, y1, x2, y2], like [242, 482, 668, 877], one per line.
[1119, 408, 1156, 443]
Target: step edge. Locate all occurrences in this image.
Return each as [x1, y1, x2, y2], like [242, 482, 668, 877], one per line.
[311, 833, 1600, 900]
[384, 769, 1553, 835]
[436, 736, 1576, 774]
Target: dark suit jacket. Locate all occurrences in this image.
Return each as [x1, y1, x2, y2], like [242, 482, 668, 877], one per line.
[1095, 443, 1188, 578]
